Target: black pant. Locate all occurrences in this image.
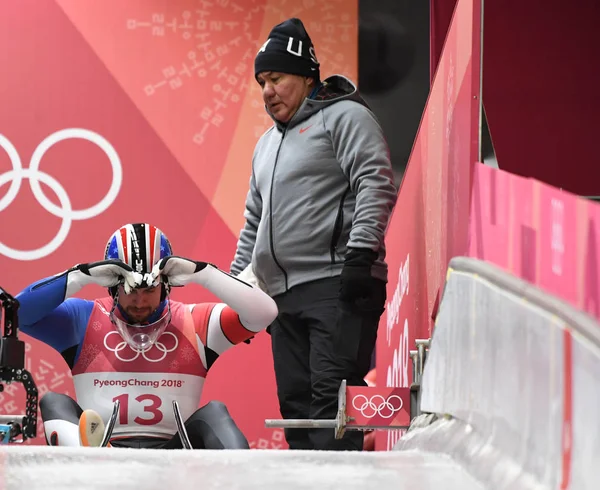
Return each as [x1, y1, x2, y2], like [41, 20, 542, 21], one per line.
[270, 276, 386, 451]
[39, 392, 249, 449]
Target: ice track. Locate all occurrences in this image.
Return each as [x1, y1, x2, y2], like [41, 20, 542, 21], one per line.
[2, 445, 484, 490]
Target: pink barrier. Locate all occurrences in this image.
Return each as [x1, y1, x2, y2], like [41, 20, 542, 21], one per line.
[469, 162, 600, 320]
[375, 0, 482, 451]
[376, 2, 598, 482]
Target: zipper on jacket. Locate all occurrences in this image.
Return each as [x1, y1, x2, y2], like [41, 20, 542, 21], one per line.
[330, 185, 350, 264]
[268, 129, 289, 291]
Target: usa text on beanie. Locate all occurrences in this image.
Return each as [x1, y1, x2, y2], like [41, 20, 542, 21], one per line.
[255, 18, 320, 81]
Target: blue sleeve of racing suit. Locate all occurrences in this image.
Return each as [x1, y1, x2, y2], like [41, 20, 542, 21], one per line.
[16, 273, 94, 366]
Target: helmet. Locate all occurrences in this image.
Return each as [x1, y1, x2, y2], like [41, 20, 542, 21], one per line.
[104, 223, 173, 351]
[104, 222, 173, 275]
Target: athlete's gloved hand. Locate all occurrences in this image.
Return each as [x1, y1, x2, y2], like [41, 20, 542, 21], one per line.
[151, 256, 210, 287]
[154, 255, 278, 337]
[68, 260, 141, 296]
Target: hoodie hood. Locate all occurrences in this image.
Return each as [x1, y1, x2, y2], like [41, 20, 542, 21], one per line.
[267, 75, 370, 131]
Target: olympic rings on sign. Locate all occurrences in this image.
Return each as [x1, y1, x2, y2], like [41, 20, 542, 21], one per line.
[351, 393, 403, 419]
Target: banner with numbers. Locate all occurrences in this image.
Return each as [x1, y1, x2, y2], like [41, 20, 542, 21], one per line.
[0, 0, 358, 448]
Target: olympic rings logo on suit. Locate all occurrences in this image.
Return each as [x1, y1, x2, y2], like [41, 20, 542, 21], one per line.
[103, 330, 178, 363]
[351, 393, 404, 419]
[0, 129, 122, 261]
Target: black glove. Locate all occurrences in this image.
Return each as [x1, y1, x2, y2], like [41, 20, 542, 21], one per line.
[339, 248, 379, 303]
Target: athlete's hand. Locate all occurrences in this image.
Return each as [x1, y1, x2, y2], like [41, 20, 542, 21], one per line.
[151, 256, 210, 287]
[73, 260, 141, 294]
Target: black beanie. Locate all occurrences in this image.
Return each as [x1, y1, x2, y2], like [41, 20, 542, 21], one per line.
[254, 18, 320, 81]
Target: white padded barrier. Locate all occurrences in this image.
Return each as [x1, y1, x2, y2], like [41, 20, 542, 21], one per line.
[395, 257, 600, 490]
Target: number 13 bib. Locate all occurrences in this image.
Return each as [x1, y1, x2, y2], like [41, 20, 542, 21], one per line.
[71, 298, 207, 439]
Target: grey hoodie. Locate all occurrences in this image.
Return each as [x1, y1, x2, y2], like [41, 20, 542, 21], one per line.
[230, 75, 398, 297]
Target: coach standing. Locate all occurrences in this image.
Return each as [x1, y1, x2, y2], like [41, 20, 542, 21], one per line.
[230, 18, 398, 451]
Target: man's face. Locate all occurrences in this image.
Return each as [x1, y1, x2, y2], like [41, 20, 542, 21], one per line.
[257, 72, 314, 123]
[117, 285, 162, 324]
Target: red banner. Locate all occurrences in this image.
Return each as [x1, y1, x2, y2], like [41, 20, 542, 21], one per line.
[0, 0, 358, 448]
[375, 0, 481, 450]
